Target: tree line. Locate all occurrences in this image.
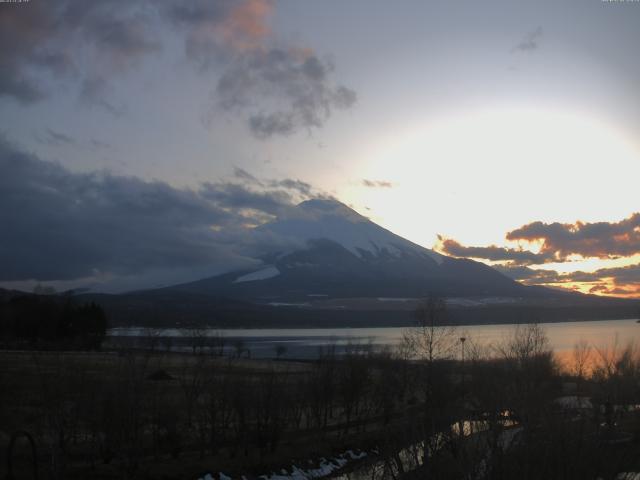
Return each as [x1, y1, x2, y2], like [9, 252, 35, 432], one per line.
[0, 293, 108, 350]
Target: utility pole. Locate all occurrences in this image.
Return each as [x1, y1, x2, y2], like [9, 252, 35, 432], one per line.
[460, 336, 467, 403]
[458, 336, 467, 439]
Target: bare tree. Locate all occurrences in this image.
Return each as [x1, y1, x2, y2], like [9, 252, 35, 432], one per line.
[495, 323, 551, 364]
[399, 296, 460, 468]
[572, 339, 592, 383]
[402, 295, 458, 363]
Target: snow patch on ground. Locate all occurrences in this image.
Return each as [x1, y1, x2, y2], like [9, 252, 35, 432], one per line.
[446, 298, 483, 307]
[554, 396, 593, 409]
[446, 297, 522, 307]
[377, 297, 416, 302]
[268, 302, 310, 307]
[197, 450, 368, 480]
[233, 266, 280, 283]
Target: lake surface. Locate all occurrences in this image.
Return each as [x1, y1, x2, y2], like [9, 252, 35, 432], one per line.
[109, 318, 640, 361]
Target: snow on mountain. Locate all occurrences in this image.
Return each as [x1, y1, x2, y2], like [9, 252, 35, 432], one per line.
[257, 199, 444, 264]
[233, 266, 280, 283]
[164, 198, 533, 301]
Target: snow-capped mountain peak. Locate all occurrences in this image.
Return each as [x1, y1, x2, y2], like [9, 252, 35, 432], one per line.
[258, 199, 444, 264]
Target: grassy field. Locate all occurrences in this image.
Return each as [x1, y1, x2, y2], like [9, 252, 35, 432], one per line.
[5, 328, 640, 480]
[0, 349, 416, 479]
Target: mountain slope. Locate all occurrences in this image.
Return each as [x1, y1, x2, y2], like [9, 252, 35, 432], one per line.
[169, 199, 537, 302]
[64, 200, 638, 326]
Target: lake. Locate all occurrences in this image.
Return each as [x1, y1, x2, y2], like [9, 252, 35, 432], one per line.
[108, 318, 640, 362]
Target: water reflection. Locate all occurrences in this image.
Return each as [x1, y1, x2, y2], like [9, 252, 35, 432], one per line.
[108, 319, 640, 360]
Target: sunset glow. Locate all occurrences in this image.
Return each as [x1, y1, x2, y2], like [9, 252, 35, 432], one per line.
[1, 0, 640, 298]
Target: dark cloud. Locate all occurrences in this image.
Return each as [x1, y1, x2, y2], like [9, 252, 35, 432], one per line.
[493, 265, 561, 283]
[437, 236, 555, 265]
[563, 263, 640, 287]
[0, 0, 159, 104]
[248, 112, 296, 139]
[362, 179, 393, 188]
[442, 213, 640, 266]
[440, 212, 640, 297]
[0, 71, 44, 104]
[217, 47, 357, 139]
[513, 26, 543, 53]
[0, 0, 356, 137]
[233, 167, 262, 185]
[202, 174, 316, 222]
[200, 182, 292, 218]
[37, 129, 76, 146]
[269, 178, 313, 197]
[37, 132, 115, 151]
[0, 138, 231, 281]
[0, 138, 318, 286]
[506, 214, 640, 260]
[232, 167, 314, 198]
[495, 261, 640, 297]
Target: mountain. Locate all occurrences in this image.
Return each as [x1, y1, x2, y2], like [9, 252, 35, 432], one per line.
[168, 199, 546, 302]
[69, 199, 638, 327]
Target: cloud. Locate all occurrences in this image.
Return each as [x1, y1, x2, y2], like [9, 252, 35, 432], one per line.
[513, 26, 543, 53]
[0, 137, 320, 289]
[269, 178, 313, 197]
[232, 167, 314, 198]
[233, 166, 262, 185]
[493, 265, 562, 283]
[362, 179, 393, 188]
[506, 214, 640, 260]
[442, 213, 640, 266]
[495, 261, 640, 297]
[563, 263, 640, 287]
[215, 46, 357, 139]
[1, 0, 356, 137]
[200, 182, 292, 219]
[0, 0, 355, 137]
[439, 212, 640, 297]
[437, 236, 555, 265]
[37, 129, 76, 146]
[164, 0, 272, 65]
[0, 1, 159, 104]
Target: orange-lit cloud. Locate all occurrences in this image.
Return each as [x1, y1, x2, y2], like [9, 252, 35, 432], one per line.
[438, 213, 640, 298]
[437, 236, 555, 265]
[506, 264, 640, 298]
[506, 213, 640, 260]
[220, 0, 273, 52]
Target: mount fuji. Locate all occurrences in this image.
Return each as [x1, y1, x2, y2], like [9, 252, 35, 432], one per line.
[167, 199, 535, 301]
[79, 199, 637, 327]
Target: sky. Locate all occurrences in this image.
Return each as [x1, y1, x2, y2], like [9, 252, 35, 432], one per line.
[1, 0, 640, 296]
